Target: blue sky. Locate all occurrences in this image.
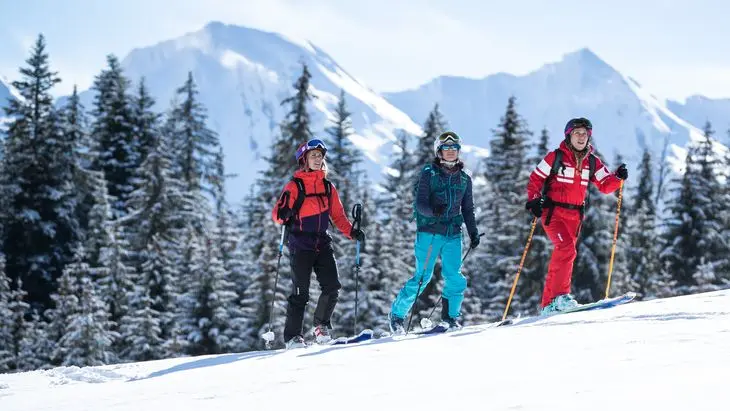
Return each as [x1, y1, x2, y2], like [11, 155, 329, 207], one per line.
[1, 0, 728, 102]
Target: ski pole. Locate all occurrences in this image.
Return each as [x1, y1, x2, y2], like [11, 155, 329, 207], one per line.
[502, 216, 538, 322]
[605, 180, 624, 299]
[406, 235, 435, 334]
[262, 192, 290, 348]
[423, 233, 484, 326]
[351, 203, 363, 333]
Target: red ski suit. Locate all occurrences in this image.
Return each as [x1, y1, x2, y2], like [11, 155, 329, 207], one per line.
[527, 141, 622, 307]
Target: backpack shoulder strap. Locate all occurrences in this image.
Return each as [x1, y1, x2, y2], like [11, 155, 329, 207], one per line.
[323, 178, 332, 202]
[291, 177, 306, 217]
[550, 149, 564, 176]
[588, 153, 597, 182]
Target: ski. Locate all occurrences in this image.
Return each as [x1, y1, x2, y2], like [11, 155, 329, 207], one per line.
[413, 323, 450, 335]
[499, 291, 637, 327]
[328, 329, 374, 345]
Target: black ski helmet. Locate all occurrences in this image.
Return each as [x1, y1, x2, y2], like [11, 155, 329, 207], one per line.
[564, 117, 593, 139]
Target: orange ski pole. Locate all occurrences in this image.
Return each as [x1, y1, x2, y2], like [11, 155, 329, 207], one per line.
[502, 216, 538, 321]
[605, 180, 625, 299]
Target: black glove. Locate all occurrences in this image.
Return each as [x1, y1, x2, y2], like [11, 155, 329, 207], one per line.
[350, 227, 365, 242]
[525, 197, 545, 218]
[433, 203, 447, 217]
[469, 232, 480, 249]
[615, 163, 628, 180]
[277, 206, 293, 223]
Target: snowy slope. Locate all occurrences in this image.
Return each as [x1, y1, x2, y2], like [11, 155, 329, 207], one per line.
[75, 21, 423, 202]
[384, 48, 708, 173]
[2, 289, 729, 410]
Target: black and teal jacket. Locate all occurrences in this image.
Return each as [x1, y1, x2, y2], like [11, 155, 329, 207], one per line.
[413, 160, 477, 238]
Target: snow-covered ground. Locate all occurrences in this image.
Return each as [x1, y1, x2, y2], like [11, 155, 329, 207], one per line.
[2, 290, 729, 411]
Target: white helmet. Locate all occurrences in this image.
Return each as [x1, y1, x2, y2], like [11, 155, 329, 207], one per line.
[433, 131, 462, 156]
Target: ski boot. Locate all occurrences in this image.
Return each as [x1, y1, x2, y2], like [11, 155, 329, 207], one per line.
[313, 324, 332, 344]
[388, 312, 406, 335]
[540, 294, 580, 316]
[285, 335, 307, 350]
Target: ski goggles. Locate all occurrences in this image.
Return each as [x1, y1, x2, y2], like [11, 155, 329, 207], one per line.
[295, 138, 328, 161]
[438, 131, 461, 145]
[440, 144, 461, 151]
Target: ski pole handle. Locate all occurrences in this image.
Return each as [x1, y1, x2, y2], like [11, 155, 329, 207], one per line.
[352, 203, 363, 265]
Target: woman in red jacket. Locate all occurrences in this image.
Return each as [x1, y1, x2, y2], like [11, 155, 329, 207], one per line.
[272, 138, 365, 349]
[525, 118, 627, 315]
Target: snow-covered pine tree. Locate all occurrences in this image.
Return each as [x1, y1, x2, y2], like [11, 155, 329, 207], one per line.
[324, 89, 361, 212]
[208, 147, 248, 352]
[376, 131, 420, 321]
[61, 85, 96, 235]
[57, 247, 117, 367]
[414, 103, 447, 169]
[89, 54, 137, 219]
[168, 72, 221, 197]
[119, 273, 164, 362]
[623, 147, 667, 300]
[122, 129, 187, 359]
[6, 278, 46, 372]
[0, 254, 13, 372]
[481, 96, 536, 317]
[130, 77, 160, 167]
[0, 34, 80, 312]
[661, 122, 727, 295]
[522, 127, 553, 311]
[178, 228, 243, 356]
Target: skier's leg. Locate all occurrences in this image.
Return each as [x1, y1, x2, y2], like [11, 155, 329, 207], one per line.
[541, 215, 579, 307]
[390, 232, 443, 319]
[440, 234, 466, 320]
[312, 244, 341, 328]
[283, 249, 315, 342]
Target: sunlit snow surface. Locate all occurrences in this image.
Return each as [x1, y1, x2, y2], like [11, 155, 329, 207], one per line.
[2, 290, 729, 411]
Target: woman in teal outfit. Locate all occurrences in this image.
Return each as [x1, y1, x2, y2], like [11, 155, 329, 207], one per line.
[388, 131, 480, 334]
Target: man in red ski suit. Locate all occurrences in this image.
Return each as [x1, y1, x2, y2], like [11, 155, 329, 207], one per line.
[525, 117, 627, 315]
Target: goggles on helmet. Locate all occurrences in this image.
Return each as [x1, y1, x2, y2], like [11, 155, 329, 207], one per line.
[295, 138, 328, 162]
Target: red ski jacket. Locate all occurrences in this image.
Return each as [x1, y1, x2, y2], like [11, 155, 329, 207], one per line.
[272, 169, 353, 251]
[527, 141, 621, 209]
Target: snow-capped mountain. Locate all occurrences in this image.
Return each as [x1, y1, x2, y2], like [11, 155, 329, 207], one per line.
[78, 21, 423, 202]
[667, 95, 730, 138]
[383, 48, 708, 172]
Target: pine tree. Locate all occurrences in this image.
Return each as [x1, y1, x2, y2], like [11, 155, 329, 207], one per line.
[623, 147, 667, 299]
[414, 104, 447, 169]
[0, 254, 13, 372]
[377, 131, 420, 320]
[122, 130, 187, 358]
[90, 54, 137, 218]
[130, 77, 159, 166]
[119, 259, 165, 362]
[0, 34, 80, 311]
[481, 96, 535, 316]
[178, 229, 243, 355]
[61, 85, 95, 233]
[324, 89, 361, 212]
[57, 248, 118, 367]
[169, 72, 221, 197]
[661, 122, 727, 294]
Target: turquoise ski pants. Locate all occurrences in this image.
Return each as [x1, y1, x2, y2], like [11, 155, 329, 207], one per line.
[391, 232, 467, 319]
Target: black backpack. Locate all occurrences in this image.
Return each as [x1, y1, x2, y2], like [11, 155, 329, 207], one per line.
[290, 177, 332, 220]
